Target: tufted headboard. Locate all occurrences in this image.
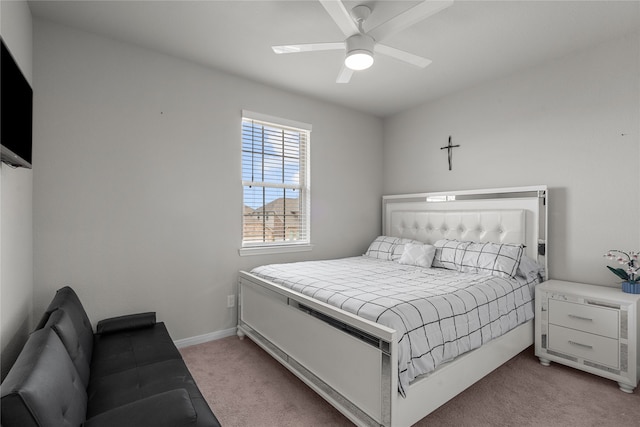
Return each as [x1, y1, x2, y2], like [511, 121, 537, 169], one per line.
[383, 186, 548, 276]
[389, 209, 525, 245]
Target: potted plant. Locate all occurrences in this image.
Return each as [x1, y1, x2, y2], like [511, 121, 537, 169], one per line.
[604, 250, 640, 294]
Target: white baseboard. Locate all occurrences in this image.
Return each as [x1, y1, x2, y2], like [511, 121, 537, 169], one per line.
[174, 327, 237, 349]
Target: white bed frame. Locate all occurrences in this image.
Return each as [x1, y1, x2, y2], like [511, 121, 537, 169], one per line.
[237, 186, 548, 427]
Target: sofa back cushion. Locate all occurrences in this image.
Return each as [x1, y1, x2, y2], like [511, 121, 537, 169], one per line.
[0, 328, 87, 427]
[45, 309, 92, 387]
[34, 286, 94, 370]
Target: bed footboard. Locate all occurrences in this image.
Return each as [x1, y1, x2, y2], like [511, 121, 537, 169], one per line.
[238, 271, 397, 427]
[239, 271, 535, 427]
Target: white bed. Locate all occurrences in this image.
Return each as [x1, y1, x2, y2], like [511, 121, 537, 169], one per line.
[237, 186, 548, 427]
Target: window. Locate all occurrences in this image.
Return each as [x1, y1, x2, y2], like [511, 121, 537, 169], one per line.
[240, 111, 311, 254]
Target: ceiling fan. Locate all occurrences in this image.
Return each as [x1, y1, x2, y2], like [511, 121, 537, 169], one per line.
[272, 0, 454, 83]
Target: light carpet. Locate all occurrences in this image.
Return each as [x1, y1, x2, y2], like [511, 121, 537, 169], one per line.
[180, 336, 640, 426]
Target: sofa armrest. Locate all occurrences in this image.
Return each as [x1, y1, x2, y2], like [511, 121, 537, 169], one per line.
[96, 312, 156, 335]
[83, 389, 197, 427]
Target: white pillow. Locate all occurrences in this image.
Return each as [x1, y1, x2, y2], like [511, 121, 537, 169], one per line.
[432, 239, 470, 270]
[365, 236, 401, 261]
[398, 243, 436, 268]
[391, 238, 422, 262]
[457, 242, 524, 279]
[517, 255, 545, 280]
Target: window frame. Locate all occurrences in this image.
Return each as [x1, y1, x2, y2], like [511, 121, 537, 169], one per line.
[239, 110, 312, 256]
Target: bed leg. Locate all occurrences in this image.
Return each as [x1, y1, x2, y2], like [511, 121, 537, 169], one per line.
[237, 328, 245, 340]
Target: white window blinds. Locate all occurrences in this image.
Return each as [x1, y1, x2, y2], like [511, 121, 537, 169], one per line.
[241, 111, 311, 248]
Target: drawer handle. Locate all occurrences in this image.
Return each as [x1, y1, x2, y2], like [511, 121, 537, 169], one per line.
[568, 340, 593, 350]
[568, 314, 593, 322]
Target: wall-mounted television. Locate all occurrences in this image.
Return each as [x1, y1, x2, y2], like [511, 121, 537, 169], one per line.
[1, 38, 33, 168]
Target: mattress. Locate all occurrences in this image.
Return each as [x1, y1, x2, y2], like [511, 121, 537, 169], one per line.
[251, 255, 542, 396]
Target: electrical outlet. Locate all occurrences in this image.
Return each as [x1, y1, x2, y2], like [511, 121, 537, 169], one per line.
[227, 295, 235, 308]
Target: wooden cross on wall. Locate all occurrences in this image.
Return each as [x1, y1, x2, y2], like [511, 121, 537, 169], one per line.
[440, 136, 460, 171]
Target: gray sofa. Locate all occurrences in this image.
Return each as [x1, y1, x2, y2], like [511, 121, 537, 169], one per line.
[1, 286, 221, 427]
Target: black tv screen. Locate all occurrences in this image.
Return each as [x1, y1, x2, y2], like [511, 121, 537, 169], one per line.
[1, 38, 33, 168]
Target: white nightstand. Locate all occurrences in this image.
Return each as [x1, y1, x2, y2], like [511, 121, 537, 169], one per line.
[535, 279, 640, 393]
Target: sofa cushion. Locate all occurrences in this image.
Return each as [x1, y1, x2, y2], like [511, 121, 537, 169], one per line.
[96, 312, 156, 335]
[84, 389, 197, 427]
[87, 354, 221, 427]
[86, 359, 199, 417]
[91, 322, 182, 378]
[35, 286, 94, 367]
[44, 308, 91, 387]
[0, 328, 87, 427]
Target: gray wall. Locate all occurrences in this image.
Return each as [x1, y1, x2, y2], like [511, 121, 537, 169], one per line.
[383, 33, 640, 286]
[32, 20, 383, 341]
[0, 0, 34, 380]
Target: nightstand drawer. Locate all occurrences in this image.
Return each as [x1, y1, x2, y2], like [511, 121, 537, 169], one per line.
[548, 324, 619, 368]
[549, 299, 618, 338]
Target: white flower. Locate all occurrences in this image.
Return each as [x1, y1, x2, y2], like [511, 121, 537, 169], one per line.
[604, 249, 640, 283]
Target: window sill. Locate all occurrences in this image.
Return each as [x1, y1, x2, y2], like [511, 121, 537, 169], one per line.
[238, 244, 314, 257]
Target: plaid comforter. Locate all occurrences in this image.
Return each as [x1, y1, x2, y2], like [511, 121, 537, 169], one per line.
[251, 256, 541, 396]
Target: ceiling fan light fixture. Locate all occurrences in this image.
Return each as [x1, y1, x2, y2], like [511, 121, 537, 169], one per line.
[345, 50, 374, 70]
[344, 33, 375, 71]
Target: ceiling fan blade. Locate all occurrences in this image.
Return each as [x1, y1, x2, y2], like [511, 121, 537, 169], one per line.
[272, 42, 345, 54]
[319, 0, 359, 37]
[336, 64, 354, 84]
[375, 44, 432, 68]
[368, 0, 454, 42]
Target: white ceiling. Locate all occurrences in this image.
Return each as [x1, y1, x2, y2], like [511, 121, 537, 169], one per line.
[28, 0, 640, 117]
